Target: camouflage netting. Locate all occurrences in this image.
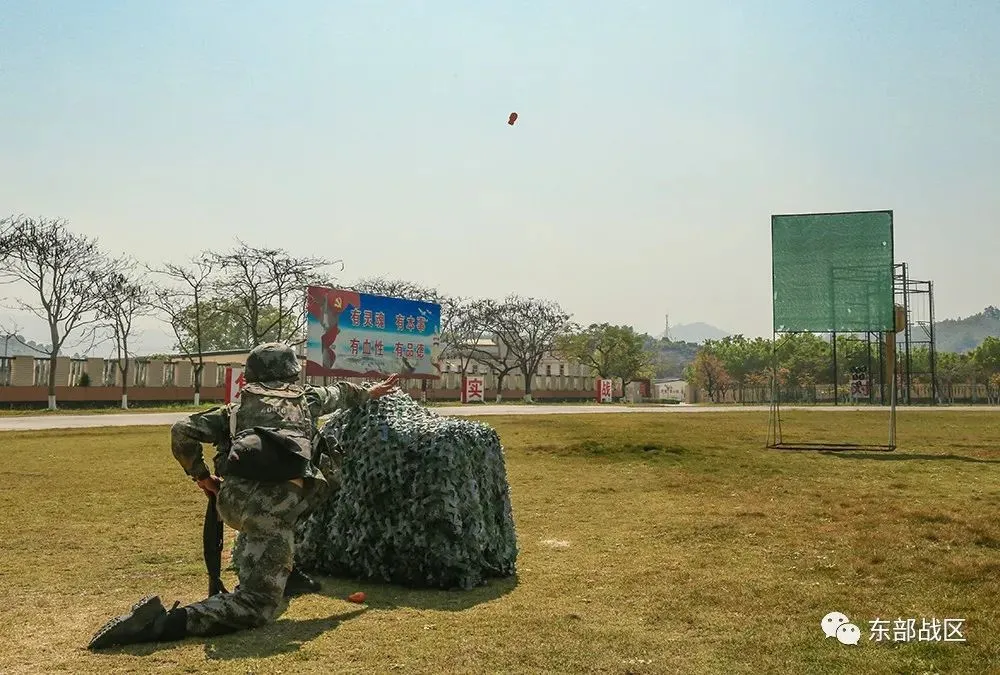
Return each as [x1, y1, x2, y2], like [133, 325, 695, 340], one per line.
[288, 389, 517, 590]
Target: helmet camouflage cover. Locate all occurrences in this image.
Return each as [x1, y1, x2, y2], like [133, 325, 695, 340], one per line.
[244, 342, 301, 382]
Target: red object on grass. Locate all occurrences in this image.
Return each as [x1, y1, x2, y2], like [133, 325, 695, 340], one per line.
[347, 592, 366, 604]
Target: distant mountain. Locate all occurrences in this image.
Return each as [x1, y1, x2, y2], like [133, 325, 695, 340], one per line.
[934, 306, 1000, 353]
[665, 322, 731, 344]
[638, 308, 999, 359]
[642, 335, 700, 379]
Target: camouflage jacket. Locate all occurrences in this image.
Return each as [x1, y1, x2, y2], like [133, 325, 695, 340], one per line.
[171, 381, 369, 482]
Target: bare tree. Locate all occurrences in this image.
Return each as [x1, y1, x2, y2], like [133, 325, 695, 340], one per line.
[149, 255, 218, 405]
[346, 277, 465, 357]
[0, 216, 119, 409]
[209, 240, 342, 346]
[96, 260, 152, 408]
[490, 295, 573, 402]
[445, 299, 493, 376]
[453, 299, 522, 403]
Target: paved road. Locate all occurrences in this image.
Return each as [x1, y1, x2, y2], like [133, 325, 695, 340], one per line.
[0, 403, 994, 431]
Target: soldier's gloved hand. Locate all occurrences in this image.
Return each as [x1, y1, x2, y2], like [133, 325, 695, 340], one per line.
[196, 475, 222, 496]
[368, 374, 400, 399]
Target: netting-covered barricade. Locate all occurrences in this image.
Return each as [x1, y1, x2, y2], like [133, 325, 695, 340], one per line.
[768, 210, 900, 450]
[290, 389, 518, 590]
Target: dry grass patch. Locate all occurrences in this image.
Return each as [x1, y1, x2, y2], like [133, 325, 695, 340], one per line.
[0, 410, 998, 673]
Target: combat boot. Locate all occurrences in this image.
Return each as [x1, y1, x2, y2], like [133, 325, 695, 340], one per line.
[87, 595, 188, 650]
[284, 567, 322, 597]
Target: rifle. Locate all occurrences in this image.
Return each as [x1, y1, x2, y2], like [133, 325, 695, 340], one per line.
[203, 492, 228, 596]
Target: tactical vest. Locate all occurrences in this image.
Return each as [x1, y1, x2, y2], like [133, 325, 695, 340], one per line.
[222, 382, 314, 482]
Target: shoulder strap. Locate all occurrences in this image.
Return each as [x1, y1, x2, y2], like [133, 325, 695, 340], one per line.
[228, 398, 241, 438]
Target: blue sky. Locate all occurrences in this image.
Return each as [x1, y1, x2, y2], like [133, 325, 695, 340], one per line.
[1, 1, 997, 354]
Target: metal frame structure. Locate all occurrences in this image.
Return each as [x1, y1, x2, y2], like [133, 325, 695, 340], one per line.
[766, 210, 898, 452]
[893, 263, 938, 404]
[835, 330, 888, 405]
[766, 330, 898, 451]
[768, 262, 938, 409]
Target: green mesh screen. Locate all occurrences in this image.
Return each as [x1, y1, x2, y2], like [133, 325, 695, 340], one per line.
[771, 211, 894, 333]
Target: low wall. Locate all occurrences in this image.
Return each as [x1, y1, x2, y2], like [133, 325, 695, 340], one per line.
[0, 386, 227, 405]
[407, 388, 600, 403]
[0, 385, 601, 406]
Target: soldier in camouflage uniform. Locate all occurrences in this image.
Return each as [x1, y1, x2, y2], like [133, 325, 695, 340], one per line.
[87, 342, 399, 650]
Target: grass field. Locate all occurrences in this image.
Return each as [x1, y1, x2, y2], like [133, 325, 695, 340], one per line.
[2, 410, 999, 674]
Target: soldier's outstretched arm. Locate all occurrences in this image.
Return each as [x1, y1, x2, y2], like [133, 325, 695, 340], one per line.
[307, 373, 401, 418]
[171, 407, 229, 481]
[306, 381, 371, 419]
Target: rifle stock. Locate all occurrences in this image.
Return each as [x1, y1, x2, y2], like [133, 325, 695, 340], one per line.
[203, 493, 228, 596]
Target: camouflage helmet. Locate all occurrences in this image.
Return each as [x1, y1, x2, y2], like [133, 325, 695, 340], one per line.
[244, 342, 301, 382]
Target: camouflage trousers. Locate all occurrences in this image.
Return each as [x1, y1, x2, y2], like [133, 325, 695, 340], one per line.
[182, 476, 327, 636]
[230, 453, 340, 578]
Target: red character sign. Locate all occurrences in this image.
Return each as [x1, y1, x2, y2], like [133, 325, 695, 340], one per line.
[462, 375, 486, 403]
[225, 366, 247, 404]
[596, 378, 613, 403]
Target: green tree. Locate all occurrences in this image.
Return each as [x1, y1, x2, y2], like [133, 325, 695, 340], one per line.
[972, 336, 1000, 372]
[556, 324, 655, 400]
[936, 351, 961, 403]
[607, 328, 656, 400]
[775, 333, 831, 402]
[646, 337, 699, 379]
[972, 337, 1000, 404]
[685, 349, 731, 403]
[711, 335, 772, 403]
[174, 297, 283, 352]
[554, 323, 620, 380]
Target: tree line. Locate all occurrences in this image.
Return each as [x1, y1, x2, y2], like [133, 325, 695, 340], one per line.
[0, 215, 659, 410]
[17, 215, 990, 412]
[0, 215, 361, 408]
[685, 333, 1000, 404]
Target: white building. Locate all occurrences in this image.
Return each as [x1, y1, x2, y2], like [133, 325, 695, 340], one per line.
[651, 378, 689, 402]
[434, 337, 599, 398]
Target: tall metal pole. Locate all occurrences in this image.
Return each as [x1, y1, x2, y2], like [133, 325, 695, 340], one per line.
[878, 332, 885, 405]
[768, 329, 781, 447]
[886, 326, 897, 448]
[901, 263, 912, 404]
[927, 281, 938, 405]
[866, 331, 874, 404]
[832, 331, 838, 405]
